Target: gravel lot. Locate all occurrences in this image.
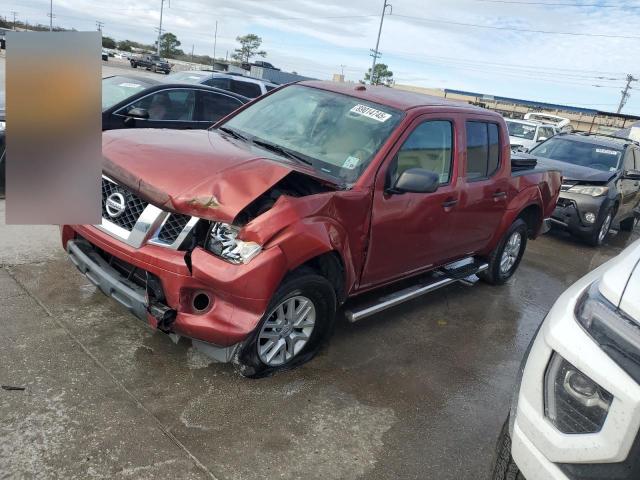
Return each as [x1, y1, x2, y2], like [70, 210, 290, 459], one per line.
[1, 57, 639, 479]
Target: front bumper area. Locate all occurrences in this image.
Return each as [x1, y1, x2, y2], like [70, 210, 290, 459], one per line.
[63, 224, 287, 362]
[512, 262, 640, 480]
[550, 193, 610, 237]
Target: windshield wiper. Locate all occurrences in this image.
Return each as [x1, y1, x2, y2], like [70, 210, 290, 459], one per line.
[251, 139, 313, 166]
[219, 126, 248, 142]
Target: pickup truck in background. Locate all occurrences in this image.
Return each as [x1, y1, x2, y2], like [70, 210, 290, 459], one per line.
[130, 54, 172, 74]
[62, 82, 562, 377]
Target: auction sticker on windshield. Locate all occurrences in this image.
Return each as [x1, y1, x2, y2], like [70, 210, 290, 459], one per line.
[596, 148, 619, 156]
[350, 104, 392, 122]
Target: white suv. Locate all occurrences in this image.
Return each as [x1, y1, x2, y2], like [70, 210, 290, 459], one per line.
[506, 119, 559, 153]
[493, 238, 640, 480]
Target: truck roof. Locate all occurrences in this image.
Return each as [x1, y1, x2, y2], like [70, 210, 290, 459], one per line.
[299, 81, 494, 114]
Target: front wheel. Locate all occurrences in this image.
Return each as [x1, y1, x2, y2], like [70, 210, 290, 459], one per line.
[480, 219, 528, 285]
[131, 62, 137, 68]
[619, 215, 637, 232]
[492, 419, 525, 480]
[234, 269, 336, 378]
[587, 207, 613, 246]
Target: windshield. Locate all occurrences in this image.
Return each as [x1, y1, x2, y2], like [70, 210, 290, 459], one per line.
[221, 85, 403, 183]
[530, 137, 622, 172]
[102, 76, 152, 110]
[165, 71, 209, 84]
[506, 121, 536, 140]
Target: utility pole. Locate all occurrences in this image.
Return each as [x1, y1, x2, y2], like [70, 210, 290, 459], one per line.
[212, 20, 218, 69]
[617, 74, 638, 114]
[48, 0, 54, 31]
[10, 11, 17, 30]
[369, 0, 392, 85]
[96, 21, 103, 32]
[190, 44, 194, 63]
[340, 64, 346, 76]
[156, 0, 165, 56]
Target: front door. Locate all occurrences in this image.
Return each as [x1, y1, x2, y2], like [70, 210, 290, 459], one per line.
[114, 88, 198, 130]
[619, 148, 640, 219]
[360, 115, 461, 287]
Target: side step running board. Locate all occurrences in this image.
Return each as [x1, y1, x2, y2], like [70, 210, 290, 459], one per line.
[345, 260, 488, 323]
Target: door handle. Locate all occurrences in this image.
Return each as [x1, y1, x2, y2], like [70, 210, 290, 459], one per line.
[442, 199, 458, 208]
[493, 191, 507, 199]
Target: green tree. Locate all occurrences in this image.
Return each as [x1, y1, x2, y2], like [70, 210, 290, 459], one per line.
[364, 63, 394, 86]
[231, 34, 267, 64]
[159, 32, 182, 57]
[101, 36, 116, 49]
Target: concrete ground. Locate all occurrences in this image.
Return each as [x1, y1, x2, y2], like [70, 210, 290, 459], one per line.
[1, 195, 638, 479]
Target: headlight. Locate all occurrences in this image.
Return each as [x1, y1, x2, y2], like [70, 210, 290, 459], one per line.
[568, 185, 608, 197]
[206, 222, 262, 264]
[544, 353, 612, 434]
[0, 121, 5, 131]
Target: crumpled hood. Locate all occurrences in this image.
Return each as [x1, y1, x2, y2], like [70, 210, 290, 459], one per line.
[535, 157, 615, 183]
[102, 128, 294, 223]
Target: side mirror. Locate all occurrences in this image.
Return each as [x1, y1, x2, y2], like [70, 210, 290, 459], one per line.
[126, 107, 149, 119]
[389, 168, 440, 194]
[624, 169, 640, 180]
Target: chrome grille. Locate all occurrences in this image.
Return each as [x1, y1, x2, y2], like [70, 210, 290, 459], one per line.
[101, 178, 148, 231]
[157, 214, 190, 244]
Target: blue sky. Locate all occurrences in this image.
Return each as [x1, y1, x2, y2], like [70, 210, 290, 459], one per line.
[6, 0, 640, 115]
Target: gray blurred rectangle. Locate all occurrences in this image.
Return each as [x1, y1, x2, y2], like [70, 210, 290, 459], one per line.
[6, 32, 101, 225]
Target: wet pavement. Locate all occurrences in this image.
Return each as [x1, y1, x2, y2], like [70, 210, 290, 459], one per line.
[1, 198, 638, 479]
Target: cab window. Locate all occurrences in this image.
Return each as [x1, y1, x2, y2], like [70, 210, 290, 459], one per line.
[390, 120, 453, 186]
[466, 121, 500, 180]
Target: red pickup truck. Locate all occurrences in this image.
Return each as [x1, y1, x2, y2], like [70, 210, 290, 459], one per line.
[62, 81, 561, 377]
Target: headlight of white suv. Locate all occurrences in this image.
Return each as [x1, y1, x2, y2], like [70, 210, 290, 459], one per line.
[206, 222, 262, 264]
[0, 121, 5, 131]
[567, 185, 608, 197]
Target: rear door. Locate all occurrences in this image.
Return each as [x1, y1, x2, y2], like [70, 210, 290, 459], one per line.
[446, 119, 509, 255]
[193, 91, 245, 127]
[360, 114, 461, 286]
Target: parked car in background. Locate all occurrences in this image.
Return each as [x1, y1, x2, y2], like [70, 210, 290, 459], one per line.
[530, 133, 640, 246]
[251, 60, 280, 71]
[506, 118, 559, 152]
[524, 112, 572, 132]
[493, 238, 640, 480]
[62, 82, 561, 377]
[0, 76, 249, 192]
[130, 54, 172, 74]
[101, 75, 248, 130]
[164, 70, 278, 98]
[101, 49, 109, 61]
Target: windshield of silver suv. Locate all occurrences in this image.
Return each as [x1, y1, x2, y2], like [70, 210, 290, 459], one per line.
[530, 137, 622, 172]
[220, 85, 403, 183]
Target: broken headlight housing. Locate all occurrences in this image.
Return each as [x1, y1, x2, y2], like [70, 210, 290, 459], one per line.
[544, 353, 613, 434]
[206, 222, 262, 265]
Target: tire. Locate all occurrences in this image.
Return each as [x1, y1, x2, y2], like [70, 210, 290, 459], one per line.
[586, 207, 613, 246]
[619, 216, 637, 232]
[131, 62, 137, 68]
[480, 219, 528, 285]
[234, 268, 337, 378]
[492, 419, 525, 480]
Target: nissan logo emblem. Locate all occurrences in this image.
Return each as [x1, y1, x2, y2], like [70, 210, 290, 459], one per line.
[105, 192, 126, 218]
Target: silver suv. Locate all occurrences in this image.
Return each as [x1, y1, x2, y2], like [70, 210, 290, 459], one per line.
[164, 71, 278, 98]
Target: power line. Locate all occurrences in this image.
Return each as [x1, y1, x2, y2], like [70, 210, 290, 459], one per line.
[470, 0, 640, 8]
[96, 20, 103, 32]
[390, 13, 640, 39]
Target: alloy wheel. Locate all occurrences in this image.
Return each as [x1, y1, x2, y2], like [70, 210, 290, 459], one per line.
[257, 295, 316, 367]
[500, 231, 522, 274]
